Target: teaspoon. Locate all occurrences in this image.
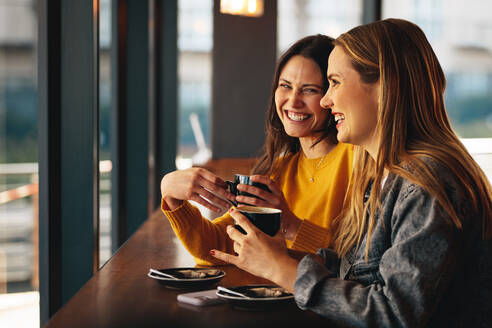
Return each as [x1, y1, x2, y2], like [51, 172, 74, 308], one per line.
[217, 286, 250, 298]
[149, 268, 179, 279]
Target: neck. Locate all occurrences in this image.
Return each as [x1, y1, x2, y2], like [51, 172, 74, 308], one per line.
[299, 137, 336, 159]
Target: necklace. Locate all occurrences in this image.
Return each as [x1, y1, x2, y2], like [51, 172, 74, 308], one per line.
[303, 152, 327, 183]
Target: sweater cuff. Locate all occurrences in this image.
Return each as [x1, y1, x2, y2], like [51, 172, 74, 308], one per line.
[161, 198, 200, 234]
[291, 219, 330, 254]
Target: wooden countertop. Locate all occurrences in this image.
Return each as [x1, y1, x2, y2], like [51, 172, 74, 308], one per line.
[45, 209, 330, 328]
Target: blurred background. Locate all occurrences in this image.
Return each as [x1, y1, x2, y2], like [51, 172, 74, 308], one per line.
[1, 0, 491, 326]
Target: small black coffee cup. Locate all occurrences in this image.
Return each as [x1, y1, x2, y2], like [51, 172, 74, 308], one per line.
[234, 205, 281, 237]
[226, 174, 270, 201]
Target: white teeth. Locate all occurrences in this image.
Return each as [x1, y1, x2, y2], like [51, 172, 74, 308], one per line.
[287, 111, 310, 121]
[334, 113, 345, 123]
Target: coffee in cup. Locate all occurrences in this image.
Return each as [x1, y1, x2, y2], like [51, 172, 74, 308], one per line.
[234, 205, 281, 237]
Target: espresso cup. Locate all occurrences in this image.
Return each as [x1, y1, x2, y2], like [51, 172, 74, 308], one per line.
[234, 205, 281, 237]
[226, 174, 270, 200]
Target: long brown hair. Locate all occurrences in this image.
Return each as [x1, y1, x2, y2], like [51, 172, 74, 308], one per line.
[252, 35, 338, 176]
[332, 19, 492, 257]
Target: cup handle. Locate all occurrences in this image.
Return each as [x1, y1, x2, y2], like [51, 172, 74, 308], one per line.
[226, 181, 236, 194]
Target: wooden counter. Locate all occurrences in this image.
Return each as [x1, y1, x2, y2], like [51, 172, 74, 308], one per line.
[45, 209, 330, 328]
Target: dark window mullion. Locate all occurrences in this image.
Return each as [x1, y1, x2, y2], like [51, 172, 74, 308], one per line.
[363, 0, 382, 24]
[111, 0, 151, 251]
[38, 0, 100, 324]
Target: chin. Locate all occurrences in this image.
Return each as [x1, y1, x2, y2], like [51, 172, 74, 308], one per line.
[285, 130, 309, 139]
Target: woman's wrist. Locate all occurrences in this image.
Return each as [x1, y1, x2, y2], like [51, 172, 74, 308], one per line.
[162, 195, 183, 211]
[282, 214, 302, 240]
[269, 256, 299, 293]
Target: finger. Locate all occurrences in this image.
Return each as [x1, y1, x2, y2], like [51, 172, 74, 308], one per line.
[230, 209, 259, 235]
[226, 224, 247, 243]
[210, 249, 238, 265]
[233, 241, 241, 254]
[196, 168, 228, 189]
[189, 194, 223, 213]
[236, 184, 272, 201]
[193, 185, 230, 209]
[196, 174, 236, 201]
[250, 175, 282, 195]
[235, 195, 270, 207]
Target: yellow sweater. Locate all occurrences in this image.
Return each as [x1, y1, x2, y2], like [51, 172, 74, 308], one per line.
[161, 142, 353, 266]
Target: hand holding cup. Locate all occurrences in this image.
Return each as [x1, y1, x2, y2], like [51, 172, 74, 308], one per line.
[232, 175, 302, 240]
[160, 167, 236, 212]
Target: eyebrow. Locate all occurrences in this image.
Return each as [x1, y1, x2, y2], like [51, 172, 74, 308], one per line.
[327, 73, 341, 80]
[278, 78, 322, 88]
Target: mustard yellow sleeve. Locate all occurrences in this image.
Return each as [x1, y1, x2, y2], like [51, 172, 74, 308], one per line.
[290, 220, 331, 253]
[161, 198, 235, 266]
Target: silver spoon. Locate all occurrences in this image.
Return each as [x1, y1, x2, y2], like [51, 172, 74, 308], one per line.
[217, 286, 250, 298]
[149, 268, 179, 279]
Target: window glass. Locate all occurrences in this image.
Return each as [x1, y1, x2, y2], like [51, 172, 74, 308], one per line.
[383, 0, 492, 138]
[0, 0, 39, 326]
[99, 0, 112, 267]
[177, 0, 212, 169]
[278, 0, 362, 54]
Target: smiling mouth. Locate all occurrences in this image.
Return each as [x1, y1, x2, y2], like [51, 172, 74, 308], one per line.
[334, 113, 345, 126]
[285, 110, 312, 122]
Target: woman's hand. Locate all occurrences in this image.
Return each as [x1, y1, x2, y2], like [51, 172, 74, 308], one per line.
[160, 168, 236, 212]
[210, 209, 299, 292]
[235, 175, 302, 240]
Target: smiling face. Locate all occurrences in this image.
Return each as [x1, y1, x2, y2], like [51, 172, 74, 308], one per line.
[274, 55, 329, 141]
[320, 46, 380, 157]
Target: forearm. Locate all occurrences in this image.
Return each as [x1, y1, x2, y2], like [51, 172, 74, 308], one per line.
[162, 195, 184, 211]
[269, 256, 299, 293]
[295, 255, 398, 327]
[162, 200, 235, 265]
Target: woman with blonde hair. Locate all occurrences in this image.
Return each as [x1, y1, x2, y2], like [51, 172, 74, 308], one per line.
[212, 19, 492, 327]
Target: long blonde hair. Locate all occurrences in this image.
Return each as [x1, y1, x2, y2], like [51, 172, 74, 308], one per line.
[332, 18, 492, 257]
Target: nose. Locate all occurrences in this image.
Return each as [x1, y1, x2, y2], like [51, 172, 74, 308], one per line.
[287, 89, 303, 108]
[320, 89, 333, 110]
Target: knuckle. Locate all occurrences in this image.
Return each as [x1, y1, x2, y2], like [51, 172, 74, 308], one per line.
[191, 171, 200, 181]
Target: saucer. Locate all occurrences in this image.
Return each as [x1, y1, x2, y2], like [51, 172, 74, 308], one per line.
[148, 267, 226, 290]
[216, 284, 294, 310]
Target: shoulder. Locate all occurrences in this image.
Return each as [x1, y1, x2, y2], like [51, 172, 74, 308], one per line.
[336, 142, 354, 152]
[385, 157, 467, 219]
[330, 142, 353, 157]
[273, 151, 299, 168]
[270, 151, 300, 179]
[327, 142, 354, 168]
[400, 156, 460, 197]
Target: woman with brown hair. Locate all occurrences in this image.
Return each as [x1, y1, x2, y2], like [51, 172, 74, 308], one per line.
[160, 34, 353, 265]
[212, 19, 492, 326]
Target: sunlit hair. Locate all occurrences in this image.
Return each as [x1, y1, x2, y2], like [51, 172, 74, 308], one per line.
[331, 18, 492, 257]
[252, 34, 337, 176]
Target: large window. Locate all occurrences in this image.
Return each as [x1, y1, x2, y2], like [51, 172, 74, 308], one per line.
[177, 0, 213, 169]
[278, 0, 362, 54]
[0, 0, 39, 326]
[383, 0, 492, 139]
[99, 0, 112, 268]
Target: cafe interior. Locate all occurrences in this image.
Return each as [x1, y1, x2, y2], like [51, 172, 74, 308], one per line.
[1, 0, 491, 327]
